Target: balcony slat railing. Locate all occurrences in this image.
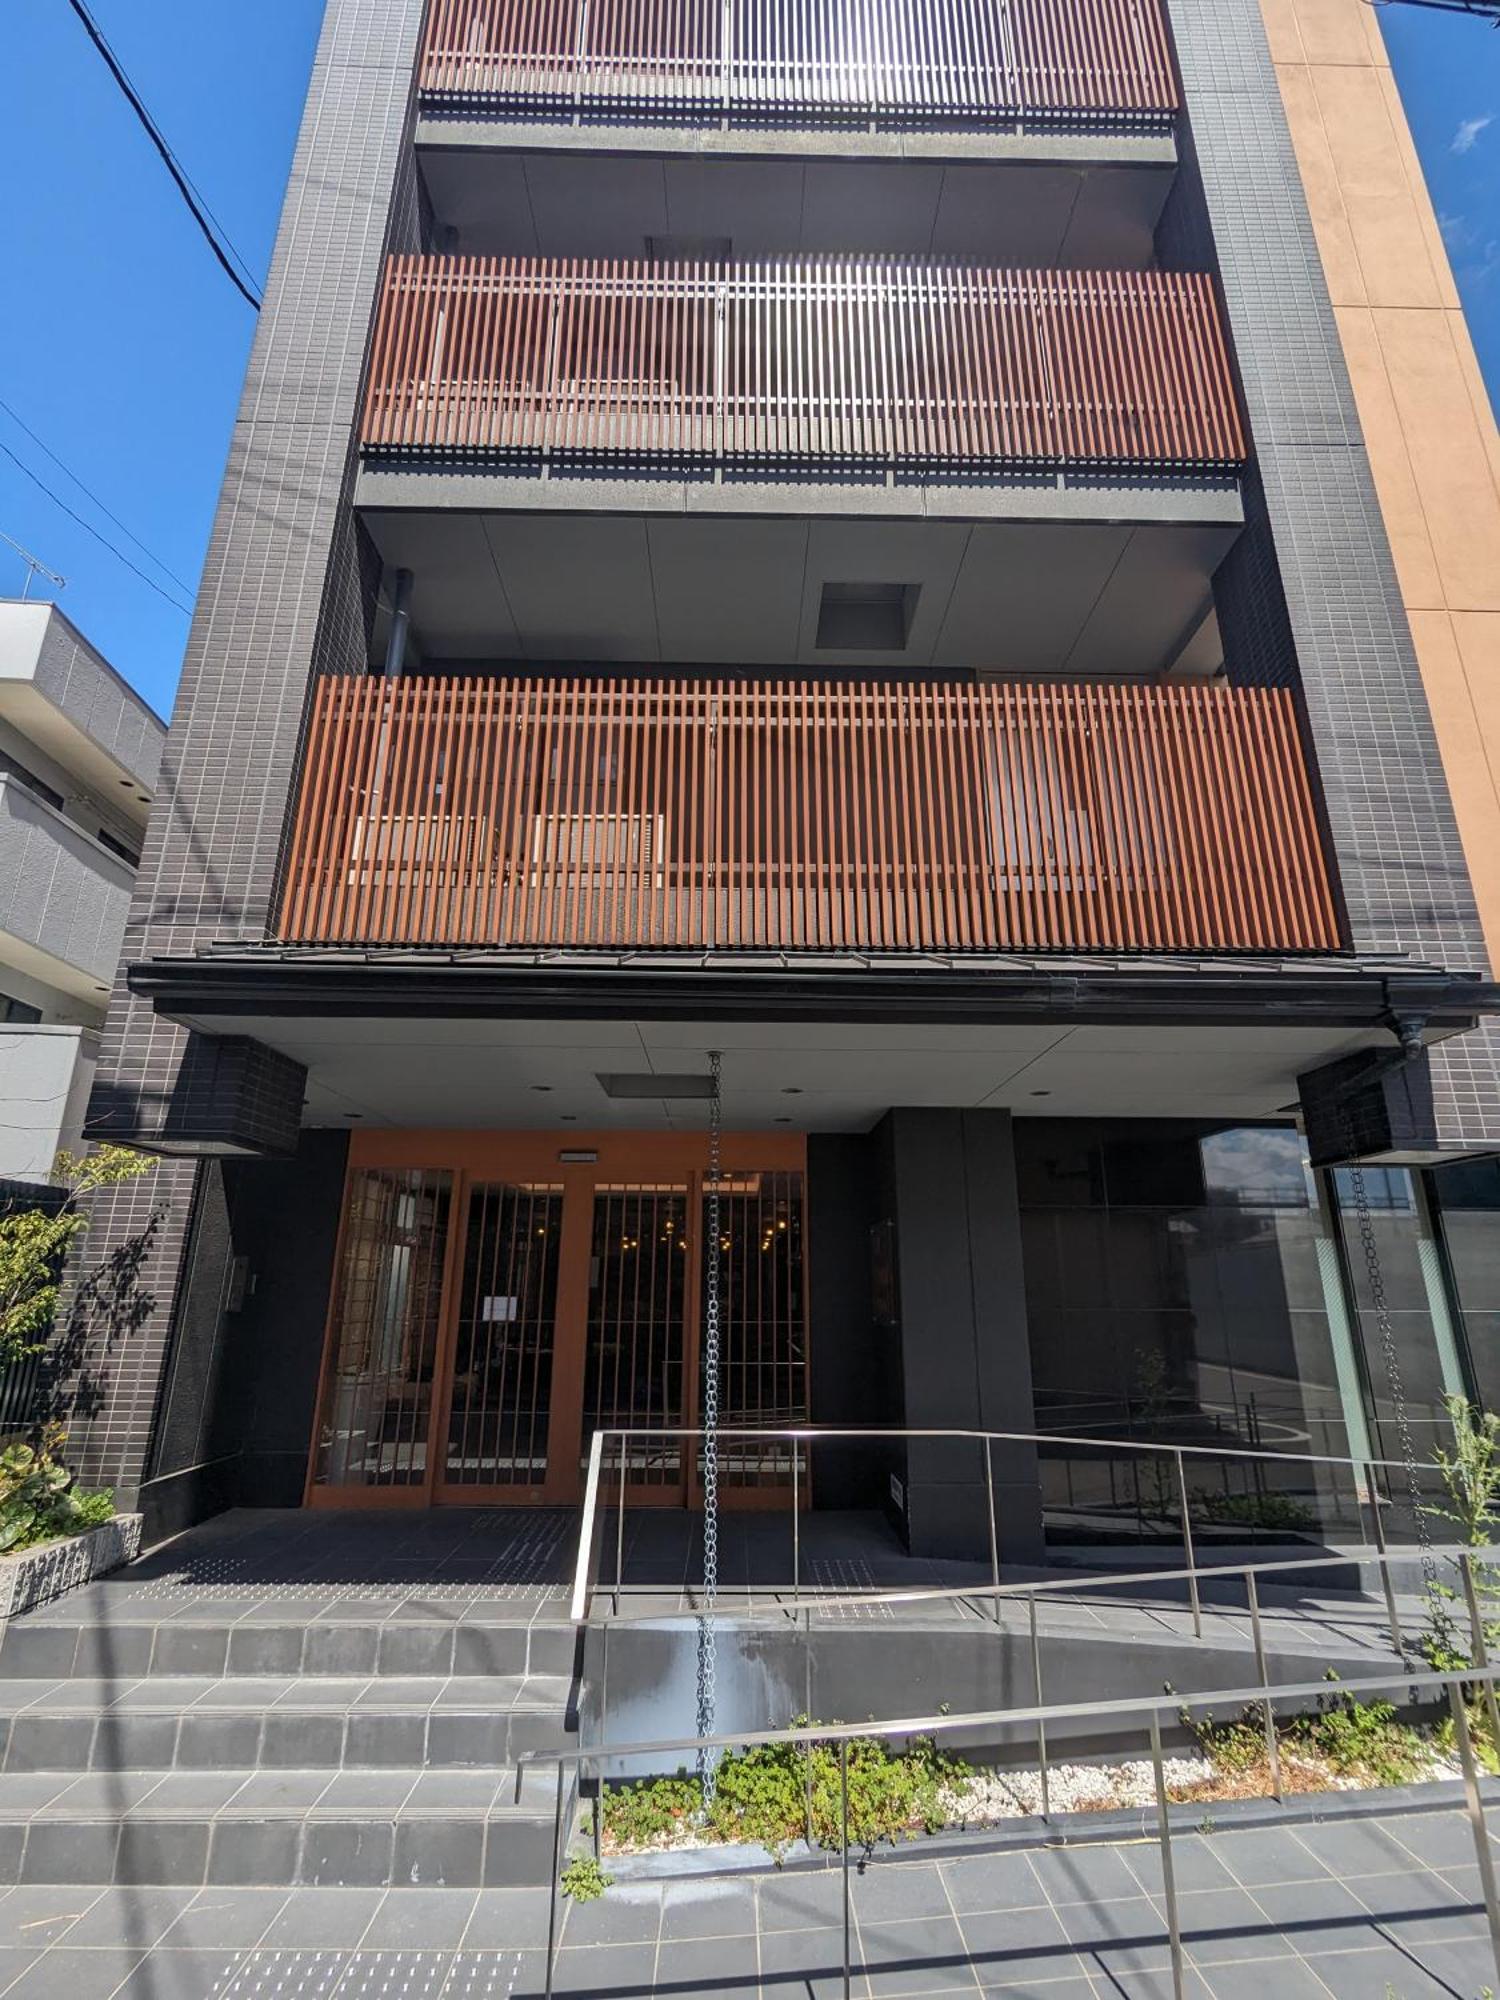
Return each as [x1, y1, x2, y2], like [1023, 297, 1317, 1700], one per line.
[278, 678, 1340, 955]
[419, 0, 1178, 122]
[361, 259, 1245, 469]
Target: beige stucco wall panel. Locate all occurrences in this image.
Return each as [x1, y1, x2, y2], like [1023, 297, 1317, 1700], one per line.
[1306, 65, 1452, 306]
[1261, 0, 1500, 967]
[1333, 305, 1443, 607]
[1370, 305, 1500, 610]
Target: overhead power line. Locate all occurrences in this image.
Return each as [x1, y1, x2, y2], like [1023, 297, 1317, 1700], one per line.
[0, 399, 193, 598]
[0, 440, 193, 618]
[63, 0, 264, 311]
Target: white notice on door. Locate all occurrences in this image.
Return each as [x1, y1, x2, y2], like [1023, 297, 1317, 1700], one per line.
[480, 1296, 519, 1323]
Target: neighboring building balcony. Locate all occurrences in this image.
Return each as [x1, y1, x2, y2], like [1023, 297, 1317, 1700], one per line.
[0, 774, 134, 1000]
[361, 257, 1242, 474]
[354, 258, 1246, 678]
[418, 0, 1178, 129]
[276, 676, 1341, 956]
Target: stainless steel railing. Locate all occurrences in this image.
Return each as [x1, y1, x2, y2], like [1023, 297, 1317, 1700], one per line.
[569, 1421, 1429, 1630]
[518, 1655, 1500, 2000]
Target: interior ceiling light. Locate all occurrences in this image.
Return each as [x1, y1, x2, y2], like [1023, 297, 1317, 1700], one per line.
[597, 1072, 716, 1099]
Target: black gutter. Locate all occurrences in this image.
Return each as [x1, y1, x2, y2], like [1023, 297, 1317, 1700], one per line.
[126, 953, 1500, 1033]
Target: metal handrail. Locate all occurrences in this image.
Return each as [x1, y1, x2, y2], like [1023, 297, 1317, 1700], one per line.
[519, 1660, 1500, 2000]
[587, 1539, 1491, 1631]
[569, 1421, 1431, 1626]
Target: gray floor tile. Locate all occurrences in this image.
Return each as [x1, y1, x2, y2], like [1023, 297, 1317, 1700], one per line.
[62, 1886, 199, 1948]
[0, 1885, 102, 1947]
[852, 1863, 955, 1923]
[1026, 1843, 1143, 1907]
[258, 1889, 386, 1949]
[1210, 1828, 1336, 1888]
[161, 1888, 290, 1948]
[5, 1948, 146, 1998]
[758, 1924, 870, 2000]
[757, 1872, 851, 1932]
[460, 1889, 554, 1950]
[656, 1934, 760, 1987]
[114, 1948, 250, 1998]
[559, 1880, 662, 1947]
[859, 1914, 978, 1993]
[362, 1891, 479, 1948]
[544, 1941, 659, 1996]
[939, 1855, 1048, 1916]
[0, 1953, 40, 1998]
[659, 1879, 760, 1942]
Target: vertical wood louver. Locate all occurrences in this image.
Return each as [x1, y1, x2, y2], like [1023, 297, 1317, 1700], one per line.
[419, 0, 1178, 121]
[278, 677, 1340, 954]
[361, 259, 1244, 470]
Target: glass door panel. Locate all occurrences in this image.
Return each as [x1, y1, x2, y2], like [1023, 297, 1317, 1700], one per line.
[313, 1167, 453, 1490]
[443, 1182, 564, 1491]
[705, 1170, 807, 1495]
[583, 1185, 688, 1491]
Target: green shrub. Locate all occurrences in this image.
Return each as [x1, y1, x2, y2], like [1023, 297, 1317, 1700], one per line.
[0, 1423, 114, 1555]
[602, 1724, 973, 1861]
[560, 1854, 611, 1902]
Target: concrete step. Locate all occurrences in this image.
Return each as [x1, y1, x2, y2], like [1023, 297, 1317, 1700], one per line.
[0, 1676, 575, 1774]
[0, 1766, 565, 1889]
[0, 1612, 577, 1682]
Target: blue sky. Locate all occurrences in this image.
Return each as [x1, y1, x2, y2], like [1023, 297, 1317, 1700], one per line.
[1, 0, 1498, 717]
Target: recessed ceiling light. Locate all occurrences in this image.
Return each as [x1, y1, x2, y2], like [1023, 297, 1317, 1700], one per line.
[344, 1112, 363, 1119]
[1030, 1090, 1051, 1097]
[781, 1087, 803, 1096]
[560, 1114, 577, 1122]
[774, 1116, 793, 1124]
[531, 1084, 553, 1093]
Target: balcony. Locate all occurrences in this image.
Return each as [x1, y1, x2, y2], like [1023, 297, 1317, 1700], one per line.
[418, 0, 1178, 128]
[277, 677, 1340, 956]
[0, 775, 134, 1000]
[354, 258, 1245, 674]
[362, 258, 1241, 471]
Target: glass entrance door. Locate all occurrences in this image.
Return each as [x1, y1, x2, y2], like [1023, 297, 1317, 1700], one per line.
[437, 1181, 564, 1498]
[309, 1137, 808, 1507]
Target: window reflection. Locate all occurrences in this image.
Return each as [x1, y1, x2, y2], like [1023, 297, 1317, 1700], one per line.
[1018, 1121, 1358, 1547]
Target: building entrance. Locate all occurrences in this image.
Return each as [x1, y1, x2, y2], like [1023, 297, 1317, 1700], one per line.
[305, 1131, 807, 1507]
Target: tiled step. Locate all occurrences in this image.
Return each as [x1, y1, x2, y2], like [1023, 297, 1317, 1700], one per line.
[0, 1612, 577, 1681]
[0, 1676, 575, 1773]
[0, 1765, 565, 1888]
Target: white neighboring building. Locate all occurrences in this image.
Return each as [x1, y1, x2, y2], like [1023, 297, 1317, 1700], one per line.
[0, 602, 164, 1186]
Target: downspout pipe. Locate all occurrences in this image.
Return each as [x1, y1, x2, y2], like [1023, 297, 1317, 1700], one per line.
[383, 568, 414, 679]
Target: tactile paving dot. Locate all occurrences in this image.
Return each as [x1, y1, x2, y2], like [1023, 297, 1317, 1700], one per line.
[440, 1951, 527, 1996]
[327, 1949, 456, 1996]
[213, 1950, 349, 1998]
[808, 1559, 895, 1620]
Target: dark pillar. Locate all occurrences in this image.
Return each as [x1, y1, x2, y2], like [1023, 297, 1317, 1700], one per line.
[806, 1133, 889, 1509]
[880, 1109, 1044, 1566]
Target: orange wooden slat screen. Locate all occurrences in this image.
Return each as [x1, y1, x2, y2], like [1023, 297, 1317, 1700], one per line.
[277, 678, 1341, 954]
[419, 0, 1178, 118]
[361, 259, 1244, 468]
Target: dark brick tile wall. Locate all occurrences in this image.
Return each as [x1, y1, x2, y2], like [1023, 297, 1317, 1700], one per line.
[66, 0, 428, 1495]
[1162, 0, 1500, 1148]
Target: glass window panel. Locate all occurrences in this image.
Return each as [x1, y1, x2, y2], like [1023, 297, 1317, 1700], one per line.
[1020, 1121, 1360, 1546]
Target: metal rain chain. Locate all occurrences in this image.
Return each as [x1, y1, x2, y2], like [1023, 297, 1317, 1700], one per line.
[696, 1049, 724, 1805]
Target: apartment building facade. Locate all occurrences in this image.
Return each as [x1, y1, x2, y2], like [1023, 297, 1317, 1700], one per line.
[0, 601, 161, 1188]
[64, 0, 1500, 1553]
